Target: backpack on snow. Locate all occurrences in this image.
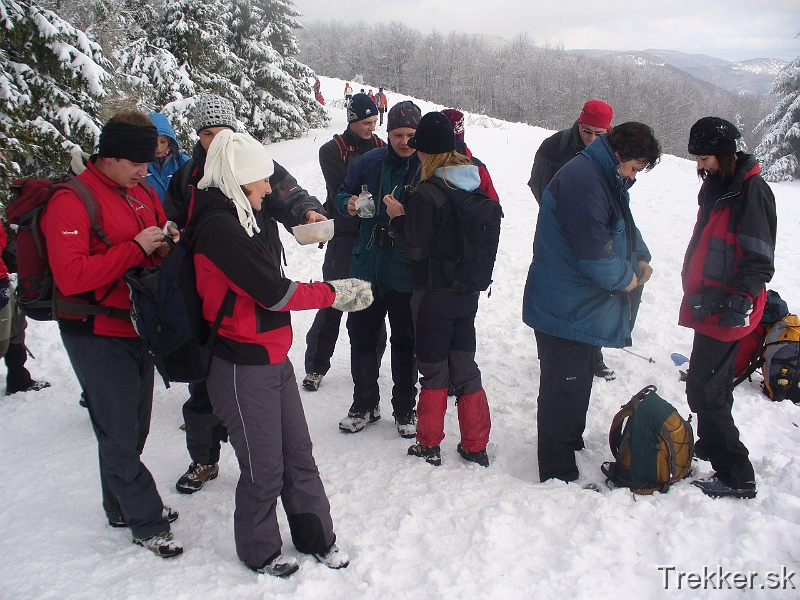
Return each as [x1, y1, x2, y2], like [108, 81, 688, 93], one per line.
[425, 177, 503, 293]
[733, 289, 789, 380]
[601, 385, 694, 494]
[124, 213, 234, 388]
[5, 177, 129, 322]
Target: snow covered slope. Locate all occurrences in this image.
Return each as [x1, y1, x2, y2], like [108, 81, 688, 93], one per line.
[2, 77, 800, 599]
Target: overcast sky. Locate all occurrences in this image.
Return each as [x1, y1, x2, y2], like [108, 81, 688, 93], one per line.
[294, 0, 800, 63]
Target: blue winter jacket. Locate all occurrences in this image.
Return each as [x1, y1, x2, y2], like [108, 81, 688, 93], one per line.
[335, 146, 420, 296]
[522, 136, 651, 348]
[146, 113, 190, 202]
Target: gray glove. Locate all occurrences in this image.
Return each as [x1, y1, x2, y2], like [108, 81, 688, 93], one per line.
[329, 279, 374, 312]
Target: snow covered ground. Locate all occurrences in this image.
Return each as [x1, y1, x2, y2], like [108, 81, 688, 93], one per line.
[2, 77, 800, 599]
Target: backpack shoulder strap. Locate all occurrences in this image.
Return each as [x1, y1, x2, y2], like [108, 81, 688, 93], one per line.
[373, 135, 386, 148]
[59, 179, 112, 247]
[333, 134, 349, 164]
[558, 128, 572, 157]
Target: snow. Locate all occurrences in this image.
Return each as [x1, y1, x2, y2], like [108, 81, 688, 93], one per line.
[2, 76, 800, 598]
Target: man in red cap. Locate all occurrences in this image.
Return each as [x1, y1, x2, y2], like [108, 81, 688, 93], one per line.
[527, 99, 615, 381]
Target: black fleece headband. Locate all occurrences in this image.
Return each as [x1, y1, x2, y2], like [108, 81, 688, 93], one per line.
[98, 122, 158, 163]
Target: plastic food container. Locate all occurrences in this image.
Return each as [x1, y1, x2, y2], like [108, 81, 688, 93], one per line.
[292, 220, 335, 245]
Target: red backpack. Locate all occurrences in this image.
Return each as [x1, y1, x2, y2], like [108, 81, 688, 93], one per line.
[5, 177, 125, 321]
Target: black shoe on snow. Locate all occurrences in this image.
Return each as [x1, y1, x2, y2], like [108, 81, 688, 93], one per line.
[133, 530, 183, 558]
[314, 543, 350, 569]
[176, 462, 219, 494]
[691, 475, 756, 499]
[394, 411, 417, 439]
[457, 444, 489, 467]
[6, 380, 51, 395]
[339, 405, 381, 433]
[593, 360, 615, 381]
[302, 372, 324, 391]
[408, 443, 441, 466]
[252, 553, 299, 577]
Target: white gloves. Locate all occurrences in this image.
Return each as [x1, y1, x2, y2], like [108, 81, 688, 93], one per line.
[329, 279, 374, 312]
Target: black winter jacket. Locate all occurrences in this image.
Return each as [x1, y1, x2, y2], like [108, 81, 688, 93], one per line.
[527, 122, 585, 203]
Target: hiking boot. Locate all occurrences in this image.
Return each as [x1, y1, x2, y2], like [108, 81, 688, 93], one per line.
[594, 360, 615, 381]
[133, 531, 183, 558]
[253, 553, 299, 578]
[457, 444, 489, 467]
[6, 380, 51, 395]
[394, 411, 417, 439]
[693, 441, 710, 462]
[314, 543, 350, 569]
[691, 475, 756, 499]
[302, 372, 324, 391]
[339, 405, 380, 433]
[109, 506, 179, 528]
[408, 443, 441, 466]
[176, 462, 219, 494]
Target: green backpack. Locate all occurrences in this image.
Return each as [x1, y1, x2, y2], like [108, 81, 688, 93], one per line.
[601, 385, 694, 494]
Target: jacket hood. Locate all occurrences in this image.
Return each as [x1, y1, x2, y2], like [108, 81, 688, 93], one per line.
[149, 113, 179, 144]
[435, 164, 480, 192]
[699, 152, 760, 208]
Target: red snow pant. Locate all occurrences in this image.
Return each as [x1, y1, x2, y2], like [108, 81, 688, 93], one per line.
[411, 289, 491, 451]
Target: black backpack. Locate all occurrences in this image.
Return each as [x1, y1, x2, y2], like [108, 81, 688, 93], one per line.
[425, 178, 502, 292]
[124, 213, 234, 387]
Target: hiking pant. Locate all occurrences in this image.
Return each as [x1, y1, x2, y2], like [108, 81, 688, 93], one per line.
[411, 289, 490, 451]
[182, 380, 227, 466]
[304, 235, 387, 376]
[686, 331, 755, 488]
[534, 330, 595, 483]
[1, 294, 37, 394]
[61, 332, 168, 540]
[379, 108, 386, 126]
[346, 289, 416, 418]
[206, 357, 335, 569]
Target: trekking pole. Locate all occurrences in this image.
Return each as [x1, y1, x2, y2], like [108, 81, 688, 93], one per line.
[622, 348, 655, 364]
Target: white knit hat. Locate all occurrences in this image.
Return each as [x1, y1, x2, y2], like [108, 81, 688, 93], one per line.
[193, 94, 238, 133]
[198, 130, 274, 236]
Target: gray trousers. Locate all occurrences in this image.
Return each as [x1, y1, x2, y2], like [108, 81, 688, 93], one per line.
[206, 357, 335, 569]
[61, 332, 168, 539]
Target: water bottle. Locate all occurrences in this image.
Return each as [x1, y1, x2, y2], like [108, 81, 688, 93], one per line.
[355, 184, 375, 218]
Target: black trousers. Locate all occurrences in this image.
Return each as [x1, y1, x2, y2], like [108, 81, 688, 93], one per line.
[304, 235, 387, 376]
[686, 331, 755, 488]
[182, 380, 227, 465]
[534, 330, 595, 483]
[61, 332, 168, 539]
[346, 289, 416, 417]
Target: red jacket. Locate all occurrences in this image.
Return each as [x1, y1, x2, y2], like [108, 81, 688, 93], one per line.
[679, 155, 777, 342]
[459, 144, 499, 202]
[41, 160, 167, 337]
[188, 188, 335, 365]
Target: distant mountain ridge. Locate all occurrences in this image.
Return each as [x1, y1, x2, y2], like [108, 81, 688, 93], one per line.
[573, 48, 785, 95]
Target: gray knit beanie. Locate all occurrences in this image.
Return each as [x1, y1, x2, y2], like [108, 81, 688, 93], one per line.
[193, 94, 238, 133]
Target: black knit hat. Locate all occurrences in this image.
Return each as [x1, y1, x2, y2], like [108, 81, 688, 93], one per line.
[347, 93, 378, 123]
[387, 101, 421, 132]
[408, 112, 456, 154]
[688, 117, 741, 156]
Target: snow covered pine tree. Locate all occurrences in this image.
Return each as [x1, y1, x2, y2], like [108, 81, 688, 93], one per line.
[756, 56, 800, 182]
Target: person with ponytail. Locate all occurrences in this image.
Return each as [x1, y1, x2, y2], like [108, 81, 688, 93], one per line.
[384, 111, 492, 468]
[187, 129, 373, 576]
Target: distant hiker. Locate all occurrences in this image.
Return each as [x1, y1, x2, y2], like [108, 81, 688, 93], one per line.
[145, 113, 190, 201]
[367, 89, 375, 104]
[344, 82, 353, 103]
[376, 87, 388, 126]
[189, 129, 368, 576]
[522, 122, 661, 484]
[303, 93, 386, 392]
[385, 112, 494, 468]
[335, 101, 422, 437]
[313, 77, 321, 94]
[528, 99, 615, 381]
[441, 108, 499, 202]
[40, 110, 183, 558]
[681, 117, 777, 500]
[0, 226, 49, 395]
[163, 94, 327, 497]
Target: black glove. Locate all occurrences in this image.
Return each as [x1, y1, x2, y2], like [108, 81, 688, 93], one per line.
[719, 294, 753, 328]
[688, 286, 727, 319]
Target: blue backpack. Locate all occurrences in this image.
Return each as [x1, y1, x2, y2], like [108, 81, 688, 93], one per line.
[124, 213, 233, 387]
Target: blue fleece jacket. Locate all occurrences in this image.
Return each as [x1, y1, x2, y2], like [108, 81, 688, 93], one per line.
[522, 136, 650, 348]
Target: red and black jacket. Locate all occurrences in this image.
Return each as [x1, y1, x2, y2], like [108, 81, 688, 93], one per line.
[187, 187, 335, 365]
[679, 153, 777, 342]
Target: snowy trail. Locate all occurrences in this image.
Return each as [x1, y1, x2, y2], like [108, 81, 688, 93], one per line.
[2, 77, 800, 599]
